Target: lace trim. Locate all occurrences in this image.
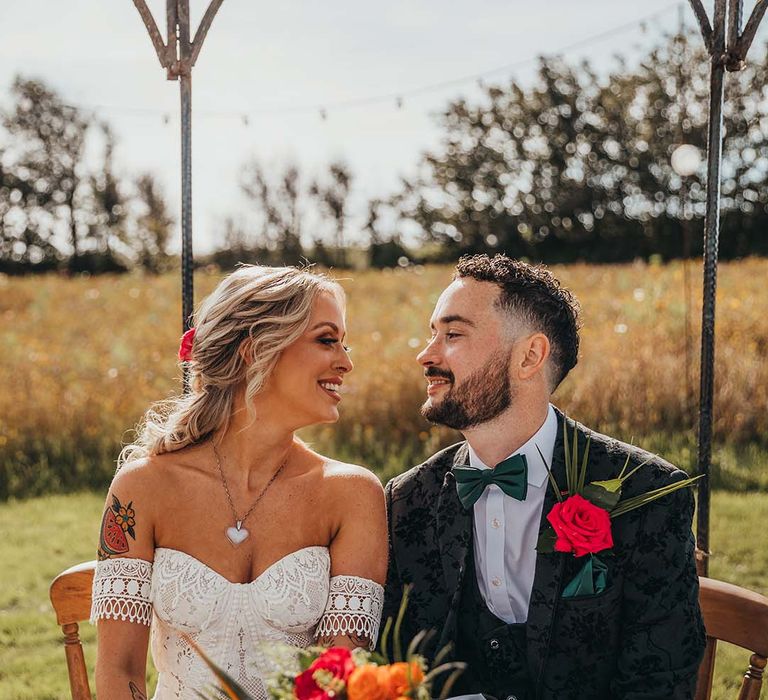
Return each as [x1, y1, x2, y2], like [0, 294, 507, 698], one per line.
[90, 557, 153, 626]
[315, 575, 384, 650]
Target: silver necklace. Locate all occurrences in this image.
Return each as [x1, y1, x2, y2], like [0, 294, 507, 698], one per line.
[212, 442, 288, 546]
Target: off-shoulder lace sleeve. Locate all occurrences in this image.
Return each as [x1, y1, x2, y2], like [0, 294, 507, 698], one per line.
[315, 575, 384, 650]
[90, 557, 153, 626]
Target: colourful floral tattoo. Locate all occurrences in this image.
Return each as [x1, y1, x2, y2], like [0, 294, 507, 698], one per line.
[98, 495, 137, 559]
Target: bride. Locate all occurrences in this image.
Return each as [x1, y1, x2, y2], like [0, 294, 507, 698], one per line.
[90, 265, 388, 699]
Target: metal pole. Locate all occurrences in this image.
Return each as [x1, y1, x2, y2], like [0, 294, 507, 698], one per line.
[687, 0, 767, 577]
[695, 27, 725, 576]
[131, 0, 223, 388]
[178, 0, 194, 336]
[180, 73, 193, 388]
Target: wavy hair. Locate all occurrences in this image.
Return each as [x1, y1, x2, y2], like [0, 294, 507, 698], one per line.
[118, 265, 341, 468]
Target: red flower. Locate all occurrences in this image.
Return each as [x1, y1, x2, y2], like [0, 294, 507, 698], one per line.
[178, 327, 195, 361]
[546, 493, 613, 557]
[294, 647, 356, 700]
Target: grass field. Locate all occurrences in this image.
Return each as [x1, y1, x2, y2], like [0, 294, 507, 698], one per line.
[2, 259, 768, 498]
[0, 490, 765, 699]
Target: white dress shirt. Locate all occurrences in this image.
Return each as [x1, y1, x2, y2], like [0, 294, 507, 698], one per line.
[467, 404, 558, 624]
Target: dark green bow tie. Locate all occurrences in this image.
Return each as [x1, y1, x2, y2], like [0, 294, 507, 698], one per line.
[454, 454, 528, 509]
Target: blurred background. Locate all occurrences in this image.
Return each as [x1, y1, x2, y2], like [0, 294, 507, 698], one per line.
[1, 1, 767, 698]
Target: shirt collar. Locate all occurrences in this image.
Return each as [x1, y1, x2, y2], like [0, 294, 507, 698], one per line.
[467, 403, 558, 489]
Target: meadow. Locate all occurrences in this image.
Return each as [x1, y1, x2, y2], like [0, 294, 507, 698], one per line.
[1, 260, 768, 698]
[1, 259, 767, 498]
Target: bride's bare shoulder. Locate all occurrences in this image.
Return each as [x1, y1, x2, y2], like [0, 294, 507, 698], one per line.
[317, 458, 384, 504]
[110, 445, 207, 497]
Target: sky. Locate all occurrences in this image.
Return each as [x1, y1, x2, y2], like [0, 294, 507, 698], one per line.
[2, 0, 762, 254]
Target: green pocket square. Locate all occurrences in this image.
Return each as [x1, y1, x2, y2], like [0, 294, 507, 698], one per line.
[562, 553, 609, 598]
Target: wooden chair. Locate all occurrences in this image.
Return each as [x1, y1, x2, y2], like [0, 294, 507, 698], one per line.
[49, 564, 768, 700]
[695, 576, 768, 700]
[49, 561, 96, 700]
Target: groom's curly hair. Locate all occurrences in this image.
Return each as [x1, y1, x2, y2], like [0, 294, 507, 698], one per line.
[454, 254, 581, 390]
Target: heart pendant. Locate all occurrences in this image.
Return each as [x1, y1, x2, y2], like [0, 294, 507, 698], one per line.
[226, 522, 249, 546]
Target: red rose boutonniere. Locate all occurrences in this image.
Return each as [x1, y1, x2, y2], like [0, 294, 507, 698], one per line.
[547, 493, 613, 557]
[537, 419, 701, 597]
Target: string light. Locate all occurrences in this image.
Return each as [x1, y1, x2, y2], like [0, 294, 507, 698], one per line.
[65, 3, 681, 125]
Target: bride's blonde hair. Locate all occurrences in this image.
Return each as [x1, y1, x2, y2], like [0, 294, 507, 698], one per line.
[118, 265, 342, 468]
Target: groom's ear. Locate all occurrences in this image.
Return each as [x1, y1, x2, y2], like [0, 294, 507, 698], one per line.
[516, 332, 550, 382]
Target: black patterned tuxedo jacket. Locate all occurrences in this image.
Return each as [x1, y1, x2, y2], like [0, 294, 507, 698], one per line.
[384, 410, 705, 700]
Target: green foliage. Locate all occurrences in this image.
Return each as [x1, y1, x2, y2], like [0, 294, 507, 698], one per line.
[0, 77, 173, 275]
[0, 77, 90, 271]
[390, 30, 768, 262]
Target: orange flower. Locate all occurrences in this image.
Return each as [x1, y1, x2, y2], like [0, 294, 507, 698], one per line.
[384, 661, 424, 698]
[347, 665, 388, 700]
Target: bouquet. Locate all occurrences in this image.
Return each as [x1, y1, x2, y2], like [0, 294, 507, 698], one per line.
[536, 419, 702, 596]
[188, 588, 465, 700]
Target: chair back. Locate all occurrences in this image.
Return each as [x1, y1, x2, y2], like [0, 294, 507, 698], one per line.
[49, 561, 96, 700]
[695, 576, 768, 700]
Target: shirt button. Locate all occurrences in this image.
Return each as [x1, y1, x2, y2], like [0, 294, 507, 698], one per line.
[491, 576, 502, 587]
[489, 638, 500, 650]
[491, 517, 501, 529]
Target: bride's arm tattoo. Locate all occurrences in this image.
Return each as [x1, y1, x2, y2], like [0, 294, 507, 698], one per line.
[98, 494, 137, 560]
[128, 681, 146, 700]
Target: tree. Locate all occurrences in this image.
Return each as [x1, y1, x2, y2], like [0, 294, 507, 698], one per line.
[392, 30, 768, 262]
[309, 161, 353, 267]
[365, 198, 410, 268]
[81, 123, 130, 272]
[132, 172, 174, 273]
[240, 159, 304, 265]
[209, 216, 270, 269]
[1, 76, 91, 270]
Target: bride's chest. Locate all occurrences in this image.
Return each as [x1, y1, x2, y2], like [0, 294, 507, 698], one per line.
[150, 546, 331, 634]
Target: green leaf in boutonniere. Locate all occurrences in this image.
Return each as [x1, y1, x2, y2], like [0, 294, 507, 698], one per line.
[581, 453, 659, 511]
[609, 475, 703, 518]
[536, 445, 564, 503]
[536, 526, 557, 553]
[582, 481, 622, 510]
[561, 418, 592, 498]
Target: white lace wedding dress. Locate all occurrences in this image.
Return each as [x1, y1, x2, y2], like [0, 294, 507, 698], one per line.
[91, 546, 384, 699]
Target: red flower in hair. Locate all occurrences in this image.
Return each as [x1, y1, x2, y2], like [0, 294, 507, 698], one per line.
[178, 328, 196, 361]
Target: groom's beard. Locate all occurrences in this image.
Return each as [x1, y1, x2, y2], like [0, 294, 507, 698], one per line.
[420, 350, 514, 430]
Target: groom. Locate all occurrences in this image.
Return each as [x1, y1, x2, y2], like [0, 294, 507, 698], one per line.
[383, 254, 705, 700]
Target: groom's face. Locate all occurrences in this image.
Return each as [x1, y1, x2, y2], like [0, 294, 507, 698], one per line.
[417, 278, 517, 430]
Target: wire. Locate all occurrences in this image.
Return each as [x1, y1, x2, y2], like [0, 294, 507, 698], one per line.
[76, 2, 682, 120]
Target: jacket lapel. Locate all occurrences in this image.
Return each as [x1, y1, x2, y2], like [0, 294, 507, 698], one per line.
[435, 442, 473, 649]
[526, 409, 570, 692]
